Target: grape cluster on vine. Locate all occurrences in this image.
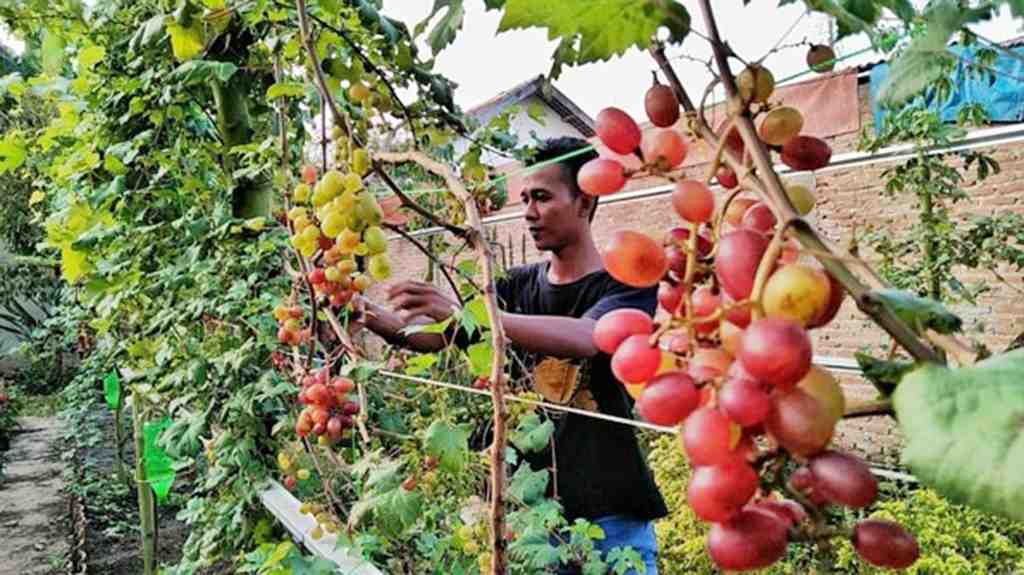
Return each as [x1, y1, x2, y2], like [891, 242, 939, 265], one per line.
[584, 65, 919, 571]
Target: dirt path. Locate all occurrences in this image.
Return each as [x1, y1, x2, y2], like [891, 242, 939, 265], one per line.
[0, 416, 69, 574]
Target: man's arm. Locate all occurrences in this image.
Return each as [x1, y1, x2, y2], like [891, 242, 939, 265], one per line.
[358, 281, 599, 359]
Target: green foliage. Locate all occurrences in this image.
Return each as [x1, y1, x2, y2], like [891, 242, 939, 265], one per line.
[859, 106, 1023, 306]
[894, 350, 1024, 522]
[646, 434, 1024, 573]
[869, 289, 962, 334]
[496, 0, 689, 78]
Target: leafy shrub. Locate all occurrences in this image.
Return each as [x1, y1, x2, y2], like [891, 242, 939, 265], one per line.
[647, 434, 1024, 574]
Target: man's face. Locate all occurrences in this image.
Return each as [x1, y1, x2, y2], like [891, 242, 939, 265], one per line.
[519, 164, 592, 253]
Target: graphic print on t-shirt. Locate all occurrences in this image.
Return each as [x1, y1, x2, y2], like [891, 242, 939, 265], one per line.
[531, 356, 599, 416]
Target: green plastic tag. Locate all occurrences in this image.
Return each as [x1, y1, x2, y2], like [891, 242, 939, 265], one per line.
[143, 417, 176, 503]
[103, 371, 121, 410]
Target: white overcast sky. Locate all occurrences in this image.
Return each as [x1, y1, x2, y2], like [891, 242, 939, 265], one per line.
[2, 1, 1021, 119]
[383, 1, 1024, 120]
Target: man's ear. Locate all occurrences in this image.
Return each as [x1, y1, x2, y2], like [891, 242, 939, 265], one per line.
[575, 193, 594, 219]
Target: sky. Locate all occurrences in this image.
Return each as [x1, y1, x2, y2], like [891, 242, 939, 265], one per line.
[3, 1, 1021, 119]
[383, 1, 1024, 120]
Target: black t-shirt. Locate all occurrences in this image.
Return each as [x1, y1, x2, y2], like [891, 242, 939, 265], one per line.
[495, 262, 669, 523]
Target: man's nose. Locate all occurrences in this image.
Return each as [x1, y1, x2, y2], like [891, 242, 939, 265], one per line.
[523, 199, 539, 221]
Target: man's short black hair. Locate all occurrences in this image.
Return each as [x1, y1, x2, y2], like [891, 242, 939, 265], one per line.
[528, 136, 600, 221]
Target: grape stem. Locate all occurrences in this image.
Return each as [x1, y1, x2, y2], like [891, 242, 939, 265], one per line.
[748, 220, 793, 321]
[373, 150, 510, 575]
[843, 398, 894, 418]
[651, 9, 943, 364]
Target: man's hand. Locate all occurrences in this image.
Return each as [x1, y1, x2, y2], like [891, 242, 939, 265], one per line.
[386, 281, 461, 323]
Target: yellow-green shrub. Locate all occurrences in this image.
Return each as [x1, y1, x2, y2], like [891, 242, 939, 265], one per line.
[646, 434, 1024, 574]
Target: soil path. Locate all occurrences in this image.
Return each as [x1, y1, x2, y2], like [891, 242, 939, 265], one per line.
[0, 416, 68, 574]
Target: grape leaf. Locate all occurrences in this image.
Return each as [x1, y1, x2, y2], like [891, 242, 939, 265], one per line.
[374, 487, 423, 536]
[167, 21, 205, 61]
[423, 419, 469, 472]
[415, 0, 465, 55]
[879, 0, 916, 21]
[265, 82, 307, 100]
[497, 0, 689, 76]
[509, 465, 548, 504]
[854, 352, 915, 396]
[508, 525, 561, 569]
[510, 412, 554, 453]
[103, 370, 122, 410]
[78, 45, 106, 70]
[467, 341, 493, 378]
[170, 61, 237, 85]
[41, 28, 65, 75]
[869, 288, 962, 334]
[879, 1, 994, 105]
[893, 349, 1024, 521]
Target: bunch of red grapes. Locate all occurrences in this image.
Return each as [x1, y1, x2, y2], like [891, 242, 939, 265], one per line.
[273, 303, 310, 346]
[586, 68, 919, 571]
[294, 368, 361, 445]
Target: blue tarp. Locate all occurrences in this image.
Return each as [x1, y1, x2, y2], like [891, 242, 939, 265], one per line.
[870, 44, 1024, 130]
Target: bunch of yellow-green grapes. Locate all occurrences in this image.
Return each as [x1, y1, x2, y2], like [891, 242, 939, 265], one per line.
[287, 148, 393, 310]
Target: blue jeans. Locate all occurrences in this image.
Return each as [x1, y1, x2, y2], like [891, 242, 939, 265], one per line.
[556, 515, 658, 575]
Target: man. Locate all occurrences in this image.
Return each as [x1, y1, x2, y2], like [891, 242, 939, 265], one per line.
[355, 137, 667, 574]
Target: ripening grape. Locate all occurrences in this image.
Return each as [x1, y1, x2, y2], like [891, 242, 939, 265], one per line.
[720, 320, 744, 355]
[707, 508, 789, 571]
[349, 81, 371, 103]
[717, 120, 745, 159]
[641, 129, 688, 169]
[364, 226, 388, 254]
[762, 264, 831, 326]
[665, 227, 713, 259]
[593, 308, 653, 354]
[738, 318, 812, 388]
[717, 166, 739, 189]
[724, 197, 756, 227]
[320, 169, 345, 198]
[852, 520, 920, 569]
[343, 172, 362, 193]
[807, 44, 836, 72]
[765, 387, 836, 456]
[578, 158, 626, 196]
[636, 371, 699, 426]
[723, 293, 752, 328]
[758, 106, 804, 146]
[691, 286, 721, 335]
[352, 274, 371, 292]
[719, 377, 772, 427]
[746, 498, 806, 528]
[737, 64, 775, 104]
[688, 347, 733, 383]
[672, 180, 715, 223]
[781, 136, 832, 171]
[687, 461, 759, 522]
[352, 148, 371, 176]
[603, 231, 668, 288]
[645, 80, 680, 128]
[796, 367, 845, 422]
[355, 193, 383, 226]
[610, 334, 661, 384]
[741, 202, 777, 234]
[658, 282, 684, 315]
[337, 228, 360, 254]
[809, 451, 878, 508]
[808, 272, 845, 329]
[716, 229, 771, 301]
[294, 183, 311, 203]
[321, 210, 346, 238]
[596, 107, 642, 154]
[302, 164, 317, 185]
[324, 267, 342, 283]
[785, 184, 816, 215]
[368, 253, 392, 281]
[681, 407, 740, 466]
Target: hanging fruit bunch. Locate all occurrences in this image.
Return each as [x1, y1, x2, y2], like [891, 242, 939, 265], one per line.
[584, 68, 919, 572]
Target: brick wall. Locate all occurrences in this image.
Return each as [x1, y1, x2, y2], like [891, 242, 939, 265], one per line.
[377, 82, 1024, 464]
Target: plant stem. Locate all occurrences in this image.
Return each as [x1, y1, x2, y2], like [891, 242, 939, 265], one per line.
[132, 395, 156, 575]
[374, 150, 509, 575]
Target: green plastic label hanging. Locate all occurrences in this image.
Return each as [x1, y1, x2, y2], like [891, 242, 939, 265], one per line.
[103, 371, 121, 410]
[143, 417, 176, 503]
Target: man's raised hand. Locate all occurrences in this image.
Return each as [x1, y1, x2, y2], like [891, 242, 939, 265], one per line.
[386, 281, 461, 323]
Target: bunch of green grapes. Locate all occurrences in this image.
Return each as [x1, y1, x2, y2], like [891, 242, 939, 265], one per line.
[286, 140, 393, 310]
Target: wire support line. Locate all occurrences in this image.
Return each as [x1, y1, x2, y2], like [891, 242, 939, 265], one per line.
[378, 370, 678, 434]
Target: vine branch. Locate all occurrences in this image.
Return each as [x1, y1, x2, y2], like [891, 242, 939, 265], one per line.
[651, 10, 943, 364]
[374, 150, 510, 575]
